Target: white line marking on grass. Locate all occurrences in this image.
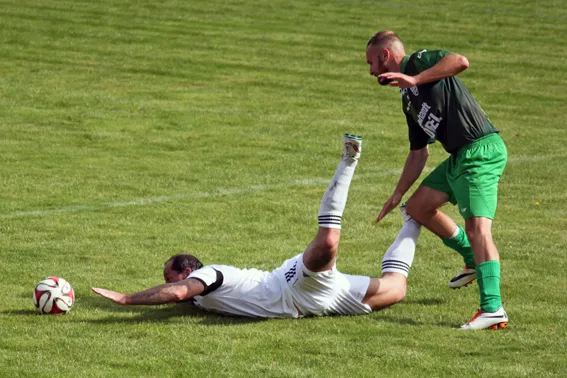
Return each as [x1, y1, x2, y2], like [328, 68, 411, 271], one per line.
[2, 153, 565, 219]
[0, 169, 402, 219]
[507, 154, 567, 163]
[363, 1, 567, 20]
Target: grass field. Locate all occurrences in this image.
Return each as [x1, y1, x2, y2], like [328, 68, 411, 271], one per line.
[1, 0, 566, 376]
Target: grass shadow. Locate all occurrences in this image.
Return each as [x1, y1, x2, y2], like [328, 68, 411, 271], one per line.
[76, 294, 154, 313]
[372, 304, 459, 328]
[402, 298, 445, 306]
[76, 295, 266, 326]
[0, 309, 38, 316]
[375, 313, 459, 328]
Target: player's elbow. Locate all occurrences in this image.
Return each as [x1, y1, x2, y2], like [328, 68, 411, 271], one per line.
[457, 55, 469, 71]
[409, 147, 429, 161]
[173, 286, 190, 302]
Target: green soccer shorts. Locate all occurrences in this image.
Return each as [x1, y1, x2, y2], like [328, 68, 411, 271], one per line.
[422, 133, 507, 220]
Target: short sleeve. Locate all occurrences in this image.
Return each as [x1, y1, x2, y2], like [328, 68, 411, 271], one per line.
[413, 50, 453, 72]
[188, 266, 224, 296]
[407, 114, 434, 150]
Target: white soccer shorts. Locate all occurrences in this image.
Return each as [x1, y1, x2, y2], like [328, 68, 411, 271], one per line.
[284, 253, 372, 317]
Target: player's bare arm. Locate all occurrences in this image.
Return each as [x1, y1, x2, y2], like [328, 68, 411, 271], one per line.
[379, 54, 469, 88]
[92, 278, 205, 306]
[376, 146, 429, 223]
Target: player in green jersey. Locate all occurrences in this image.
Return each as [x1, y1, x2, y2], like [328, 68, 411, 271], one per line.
[366, 30, 508, 330]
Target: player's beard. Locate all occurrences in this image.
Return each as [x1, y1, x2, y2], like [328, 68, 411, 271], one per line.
[377, 58, 392, 86]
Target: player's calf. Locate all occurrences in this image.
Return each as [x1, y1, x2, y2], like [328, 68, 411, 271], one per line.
[381, 205, 421, 278]
[364, 205, 422, 311]
[306, 134, 362, 272]
[317, 134, 362, 230]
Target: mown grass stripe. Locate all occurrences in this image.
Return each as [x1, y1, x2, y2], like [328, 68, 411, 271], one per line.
[2, 153, 564, 219]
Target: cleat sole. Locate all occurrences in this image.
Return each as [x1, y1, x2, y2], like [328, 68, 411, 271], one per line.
[488, 322, 508, 330]
[450, 281, 474, 290]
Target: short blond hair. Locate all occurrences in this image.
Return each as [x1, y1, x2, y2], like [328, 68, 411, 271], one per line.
[367, 30, 404, 49]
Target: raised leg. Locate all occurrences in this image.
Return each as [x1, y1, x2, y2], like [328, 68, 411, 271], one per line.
[303, 134, 361, 272]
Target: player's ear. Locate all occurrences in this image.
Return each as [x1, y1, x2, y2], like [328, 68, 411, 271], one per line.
[183, 267, 192, 278]
[381, 48, 389, 61]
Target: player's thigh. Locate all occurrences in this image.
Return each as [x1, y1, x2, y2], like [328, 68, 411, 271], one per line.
[451, 136, 507, 220]
[302, 228, 340, 272]
[406, 159, 454, 215]
[406, 186, 452, 217]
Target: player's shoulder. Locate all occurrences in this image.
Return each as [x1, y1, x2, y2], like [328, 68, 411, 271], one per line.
[410, 49, 453, 60]
[188, 265, 226, 295]
[410, 49, 453, 63]
[189, 264, 231, 278]
[410, 48, 429, 58]
[408, 49, 453, 73]
[189, 264, 244, 281]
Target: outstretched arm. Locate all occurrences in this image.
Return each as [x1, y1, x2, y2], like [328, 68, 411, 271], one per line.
[92, 279, 205, 306]
[379, 54, 469, 88]
[376, 146, 429, 223]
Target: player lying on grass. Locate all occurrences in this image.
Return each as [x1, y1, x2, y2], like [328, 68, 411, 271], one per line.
[93, 134, 422, 318]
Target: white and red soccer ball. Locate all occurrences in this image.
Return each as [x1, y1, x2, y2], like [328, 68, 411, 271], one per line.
[33, 277, 75, 314]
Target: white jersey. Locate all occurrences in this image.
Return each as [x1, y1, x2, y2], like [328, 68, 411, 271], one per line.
[188, 253, 372, 318]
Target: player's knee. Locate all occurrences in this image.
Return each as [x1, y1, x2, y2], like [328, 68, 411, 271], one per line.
[315, 229, 340, 254]
[366, 276, 407, 311]
[405, 200, 425, 220]
[381, 275, 407, 305]
[391, 283, 407, 304]
[465, 221, 492, 242]
[318, 234, 339, 254]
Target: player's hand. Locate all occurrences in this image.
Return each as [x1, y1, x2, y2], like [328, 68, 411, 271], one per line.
[92, 287, 128, 305]
[376, 192, 403, 223]
[378, 72, 418, 88]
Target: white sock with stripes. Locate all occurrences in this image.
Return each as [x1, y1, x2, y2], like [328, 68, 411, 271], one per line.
[318, 156, 358, 229]
[381, 219, 422, 277]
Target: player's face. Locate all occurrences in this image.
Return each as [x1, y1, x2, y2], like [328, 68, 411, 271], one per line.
[366, 46, 390, 85]
[163, 260, 186, 283]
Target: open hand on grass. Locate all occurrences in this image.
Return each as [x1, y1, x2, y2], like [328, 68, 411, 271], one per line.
[92, 287, 128, 305]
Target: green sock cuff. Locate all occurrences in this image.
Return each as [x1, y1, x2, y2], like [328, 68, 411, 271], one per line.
[477, 260, 501, 278]
[442, 225, 470, 248]
[442, 225, 475, 268]
[455, 224, 470, 246]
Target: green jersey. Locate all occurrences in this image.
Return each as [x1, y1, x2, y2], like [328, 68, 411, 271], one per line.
[401, 49, 498, 154]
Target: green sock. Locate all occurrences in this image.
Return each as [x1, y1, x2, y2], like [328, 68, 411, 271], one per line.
[477, 260, 502, 313]
[442, 225, 476, 268]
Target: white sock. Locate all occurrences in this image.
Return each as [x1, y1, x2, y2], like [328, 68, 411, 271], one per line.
[381, 219, 422, 277]
[318, 156, 358, 229]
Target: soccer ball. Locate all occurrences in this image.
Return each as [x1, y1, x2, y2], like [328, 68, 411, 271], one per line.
[33, 277, 75, 314]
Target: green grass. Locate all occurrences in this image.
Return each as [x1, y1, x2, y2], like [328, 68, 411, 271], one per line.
[1, 0, 566, 376]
